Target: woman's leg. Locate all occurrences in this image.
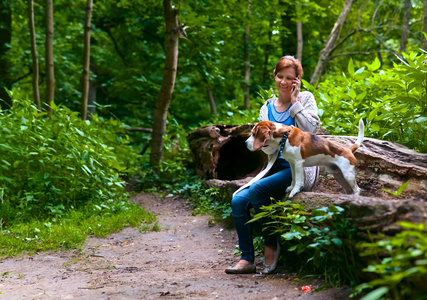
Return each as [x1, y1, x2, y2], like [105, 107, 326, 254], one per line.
[231, 188, 254, 262]
[248, 164, 292, 247]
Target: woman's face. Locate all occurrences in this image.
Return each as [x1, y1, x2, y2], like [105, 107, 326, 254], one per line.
[275, 67, 297, 96]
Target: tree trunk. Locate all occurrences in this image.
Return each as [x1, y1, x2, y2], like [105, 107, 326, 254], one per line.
[45, 0, 55, 114]
[296, 2, 303, 61]
[424, 0, 427, 51]
[243, 0, 251, 110]
[310, 0, 353, 85]
[296, 22, 303, 61]
[400, 0, 411, 54]
[206, 84, 217, 115]
[0, 0, 12, 109]
[28, 0, 40, 110]
[262, 20, 273, 86]
[80, 0, 93, 120]
[149, 0, 181, 165]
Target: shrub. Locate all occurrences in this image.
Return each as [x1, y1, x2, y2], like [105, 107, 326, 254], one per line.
[304, 50, 427, 152]
[0, 98, 140, 225]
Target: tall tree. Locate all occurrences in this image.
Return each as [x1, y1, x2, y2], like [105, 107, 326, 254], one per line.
[424, 0, 427, 51]
[400, 0, 411, 53]
[45, 0, 55, 114]
[243, 0, 251, 110]
[150, 0, 182, 165]
[80, 0, 93, 120]
[310, 0, 354, 85]
[296, 2, 303, 61]
[28, 0, 40, 110]
[0, 0, 12, 108]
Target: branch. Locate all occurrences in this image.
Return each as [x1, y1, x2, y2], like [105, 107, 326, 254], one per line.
[124, 127, 153, 133]
[106, 29, 129, 67]
[370, 31, 400, 57]
[329, 50, 391, 59]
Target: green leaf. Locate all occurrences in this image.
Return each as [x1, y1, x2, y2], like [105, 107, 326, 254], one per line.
[396, 180, 410, 195]
[360, 287, 389, 300]
[371, 122, 380, 132]
[355, 67, 365, 75]
[398, 221, 425, 231]
[348, 59, 355, 76]
[415, 116, 427, 123]
[368, 107, 380, 122]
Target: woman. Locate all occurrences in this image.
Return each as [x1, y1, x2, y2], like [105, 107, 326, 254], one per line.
[225, 56, 320, 274]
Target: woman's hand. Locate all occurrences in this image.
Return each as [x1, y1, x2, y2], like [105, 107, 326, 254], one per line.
[290, 76, 301, 104]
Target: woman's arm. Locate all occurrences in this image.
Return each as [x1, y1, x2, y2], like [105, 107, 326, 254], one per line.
[289, 91, 320, 133]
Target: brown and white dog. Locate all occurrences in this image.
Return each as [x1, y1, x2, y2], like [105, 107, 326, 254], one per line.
[246, 119, 364, 197]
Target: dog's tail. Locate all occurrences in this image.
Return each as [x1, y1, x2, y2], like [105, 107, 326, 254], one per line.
[349, 118, 364, 152]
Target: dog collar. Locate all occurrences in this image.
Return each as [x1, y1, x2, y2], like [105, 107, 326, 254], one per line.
[279, 132, 289, 153]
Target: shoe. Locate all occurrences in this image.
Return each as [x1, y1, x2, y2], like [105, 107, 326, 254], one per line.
[262, 241, 281, 274]
[225, 262, 256, 274]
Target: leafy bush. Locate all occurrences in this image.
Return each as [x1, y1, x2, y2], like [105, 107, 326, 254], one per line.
[0, 98, 140, 225]
[250, 200, 360, 286]
[304, 50, 427, 152]
[354, 222, 427, 300]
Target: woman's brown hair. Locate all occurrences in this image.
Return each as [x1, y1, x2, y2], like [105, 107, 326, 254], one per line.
[274, 55, 303, 78]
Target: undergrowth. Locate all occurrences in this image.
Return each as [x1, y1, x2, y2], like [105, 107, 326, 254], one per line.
[0, 97, 157, 257]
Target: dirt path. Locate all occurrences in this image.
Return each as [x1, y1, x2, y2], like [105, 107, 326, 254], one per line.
[0, 194, 349, 299]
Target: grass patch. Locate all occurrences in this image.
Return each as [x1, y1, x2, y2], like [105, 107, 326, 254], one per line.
[0, 201, 158, 259]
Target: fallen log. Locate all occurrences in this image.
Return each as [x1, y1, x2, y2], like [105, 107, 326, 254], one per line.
[187, 123, 427, 233]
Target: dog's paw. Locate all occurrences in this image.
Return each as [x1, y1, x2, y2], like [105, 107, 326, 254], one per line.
[286, 186, 293, 193]
[289, 187, 301, 198]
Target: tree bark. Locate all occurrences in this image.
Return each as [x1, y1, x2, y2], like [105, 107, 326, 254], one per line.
[424, 0, 427, 51]
[296, 22, 302, 61]
[206, 84, 217, 115]
[296, 2, 303, 61]
[149, 0, 181, 165]
[262, 20, 273, 86]
[28, 0, 41, 110]
[310, 0, 353, 85]
[45, 0, 55, 114]
[0, 0, 12, 109]
[243, 0, 251, 110]
[80, 0, 93, 120]
[400, 0, 411, 54]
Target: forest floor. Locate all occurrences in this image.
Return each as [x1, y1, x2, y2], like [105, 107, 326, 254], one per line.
[0, 193, 351, 299]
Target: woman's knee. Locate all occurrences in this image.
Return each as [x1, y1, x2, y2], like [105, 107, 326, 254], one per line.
[248, 181, 268, 203]
[231, 195, 249, 215]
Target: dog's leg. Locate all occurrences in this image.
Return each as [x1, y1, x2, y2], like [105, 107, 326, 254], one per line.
[286, 161, 296, 193]
[333, 166, 360, 195]
[289, 160, 305, 197]
[332, 168, 353, 194]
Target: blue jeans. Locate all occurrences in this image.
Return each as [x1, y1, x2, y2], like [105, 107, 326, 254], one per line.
[231, 158, 292, 262]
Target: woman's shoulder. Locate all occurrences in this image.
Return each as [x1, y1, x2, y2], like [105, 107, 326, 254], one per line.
[298, 91, 315, 103]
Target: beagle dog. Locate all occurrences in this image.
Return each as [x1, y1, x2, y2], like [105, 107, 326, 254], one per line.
[246, 119, 364, 197]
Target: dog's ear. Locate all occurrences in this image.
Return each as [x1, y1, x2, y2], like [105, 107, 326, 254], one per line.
[273, 125, 292, 138]
[252, 125, 271, 151]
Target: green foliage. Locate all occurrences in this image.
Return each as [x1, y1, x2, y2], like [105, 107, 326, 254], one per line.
[250, 200, 359, 286]
[354, 222, 427, 300]
[380, 180, 410, 198]
[0, 98, 140, 225]
[251, 199, 427, 298]
[305, 51, 427, 152]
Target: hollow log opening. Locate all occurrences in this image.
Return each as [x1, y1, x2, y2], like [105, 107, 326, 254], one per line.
[216, 137, 267, 180]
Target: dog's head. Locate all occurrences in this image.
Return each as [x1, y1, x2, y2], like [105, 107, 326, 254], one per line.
[246, 121, 293, 155]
